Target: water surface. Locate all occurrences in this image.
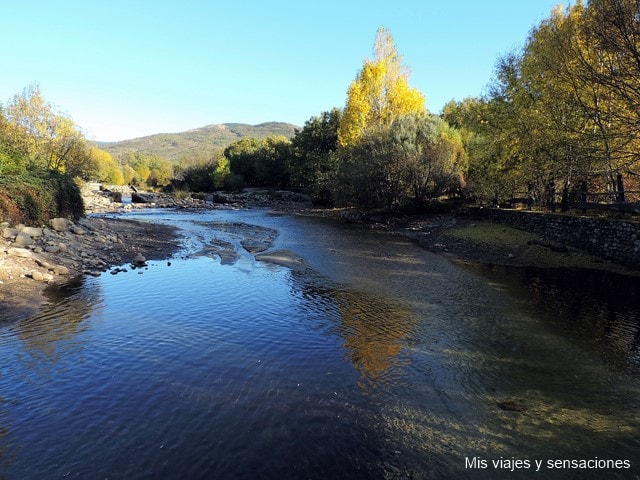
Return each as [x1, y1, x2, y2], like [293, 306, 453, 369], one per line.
[0, 209, 638, 479]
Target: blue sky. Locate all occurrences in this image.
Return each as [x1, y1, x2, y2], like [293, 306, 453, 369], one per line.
[1, 0, 563, 142]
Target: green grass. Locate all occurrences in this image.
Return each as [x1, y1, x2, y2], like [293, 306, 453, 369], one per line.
[446, 222, 537, 246]
[444, 221, 628, 271]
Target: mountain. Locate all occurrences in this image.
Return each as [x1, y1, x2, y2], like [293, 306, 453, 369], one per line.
[98, 122, 299, 162]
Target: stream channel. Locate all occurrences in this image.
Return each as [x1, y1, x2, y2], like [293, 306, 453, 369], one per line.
[1, 208, 639, 479]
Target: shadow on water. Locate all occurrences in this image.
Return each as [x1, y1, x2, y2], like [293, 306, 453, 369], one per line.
[462, 264, 640, 375]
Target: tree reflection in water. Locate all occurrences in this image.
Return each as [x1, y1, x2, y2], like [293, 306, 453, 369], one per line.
[15, 276, 100, 368]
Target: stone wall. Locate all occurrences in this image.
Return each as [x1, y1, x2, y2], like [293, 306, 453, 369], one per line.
[472, 208, 640, 268]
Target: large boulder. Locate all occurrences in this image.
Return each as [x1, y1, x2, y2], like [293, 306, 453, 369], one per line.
[50, 218, 71, 232]
[1, 227, 17, 239]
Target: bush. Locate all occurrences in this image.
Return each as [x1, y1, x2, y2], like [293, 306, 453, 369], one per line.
[0, 169, 84, 225]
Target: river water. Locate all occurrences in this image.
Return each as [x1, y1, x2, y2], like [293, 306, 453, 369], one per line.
[1, 209, 639, 479]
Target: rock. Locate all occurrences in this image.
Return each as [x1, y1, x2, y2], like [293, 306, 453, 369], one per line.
[29, 271, 45, 281]
[133, 253, 146, 266]
[45, 245, 60, 253]
[1, 227, 16, 239]
[70, 226, 86, 235]
[35, 259, 51, 269]
[53, 265, 70, 275]
[20, 226, 43, 237]
[58, 243, 68, 253]
[131, 192, 148, 203]
[8, 247, 32, 258]
[14, 232, 34, 247]
[50, 218, 71, 232]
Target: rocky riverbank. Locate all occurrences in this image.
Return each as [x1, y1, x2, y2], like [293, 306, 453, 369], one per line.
[0, 216, 180, 322]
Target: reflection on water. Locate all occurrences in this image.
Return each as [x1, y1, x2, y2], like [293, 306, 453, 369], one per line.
[0, 209, 638, 478]
[15, 276, 98, 367]
[462, 263, 640, 375]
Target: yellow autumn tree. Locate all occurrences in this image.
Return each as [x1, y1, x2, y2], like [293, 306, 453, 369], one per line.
[338, 27, 426, 146]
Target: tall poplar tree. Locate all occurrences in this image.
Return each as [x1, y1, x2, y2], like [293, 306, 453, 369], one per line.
[338, 27, 426, 146]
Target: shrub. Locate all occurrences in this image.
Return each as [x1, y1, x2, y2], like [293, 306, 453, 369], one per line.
[0, 169, 84, 225]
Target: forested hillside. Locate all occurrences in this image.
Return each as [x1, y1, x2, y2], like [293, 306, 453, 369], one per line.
[99, 122, 298, 162]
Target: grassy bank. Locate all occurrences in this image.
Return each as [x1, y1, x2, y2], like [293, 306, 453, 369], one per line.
[443, 221, 632, 272]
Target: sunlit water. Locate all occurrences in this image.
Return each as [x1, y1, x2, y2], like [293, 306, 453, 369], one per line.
[1, 209, 639, 479]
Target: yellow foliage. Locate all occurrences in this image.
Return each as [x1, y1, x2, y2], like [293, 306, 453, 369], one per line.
[338, 28, 426, 146]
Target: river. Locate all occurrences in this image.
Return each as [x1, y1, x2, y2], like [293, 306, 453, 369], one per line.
[0, 208, 639, 479]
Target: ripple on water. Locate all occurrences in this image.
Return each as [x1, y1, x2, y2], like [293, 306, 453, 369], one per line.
[1, 211, 640, 479]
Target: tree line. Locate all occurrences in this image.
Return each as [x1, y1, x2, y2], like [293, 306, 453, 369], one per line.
[443, 0, 640, 206]
[0, 84, 175, 189]
[4, 2, 640, 215]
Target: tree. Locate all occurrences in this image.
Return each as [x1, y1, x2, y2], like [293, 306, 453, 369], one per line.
[2, 84, 93, 176]
[334, 113, 466, 210]
[224, 137, 262, 186]
[290, 108, 341, 204]
[225, 136, 292, 187]
[338, 27, 426, 146]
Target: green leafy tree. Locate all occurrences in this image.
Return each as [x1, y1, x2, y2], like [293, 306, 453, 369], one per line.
[335, 113, 466, 210]
[2, 84, 94, 177]
[290, 108, 342, 204]
[225, 136, 292, 187]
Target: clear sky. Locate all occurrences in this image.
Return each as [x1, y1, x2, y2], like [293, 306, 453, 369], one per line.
[1, 0, 564, 142]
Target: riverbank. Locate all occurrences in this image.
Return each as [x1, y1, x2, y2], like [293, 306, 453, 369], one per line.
[3, 188, 638, 323]
[0, 216, 181, 322]
[289, 207, 640, 276]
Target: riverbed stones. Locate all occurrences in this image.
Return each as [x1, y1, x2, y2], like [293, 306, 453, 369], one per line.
[50, 217, 71, 232]
[7, 247, 32, 258]
[53, 265, 70, 276]
[70, 225, 86, 235]
[14, 232, 34, 247]
[20, 226, 43, 237]
[2, 227, 16, 239]
[133, 253, 146, 266]
[29, 271, 44, 282]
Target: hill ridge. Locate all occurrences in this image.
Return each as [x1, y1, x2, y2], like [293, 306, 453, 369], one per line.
[99, 121, 299, 161]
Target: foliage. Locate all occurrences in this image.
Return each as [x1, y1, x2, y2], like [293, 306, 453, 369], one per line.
[452, 1, 640, 205]
[118, 151, 173, 188]
[0, 169, 83, 225]
[334, 113, 467, 211]
[338, 27, 426, 146]
[225, 136, 292, 187]
[290, 109, 342, 204]
[1, 84, 95, 177]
